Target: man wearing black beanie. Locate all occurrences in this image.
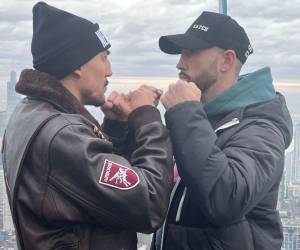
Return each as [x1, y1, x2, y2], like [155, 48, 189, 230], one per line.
[2, 2, 173, 250]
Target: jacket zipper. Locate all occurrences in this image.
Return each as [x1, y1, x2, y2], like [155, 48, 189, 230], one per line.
[175, 187, 187, 222]
[93, 124, 107, 141]
[160, 117, 240, 249]
[172, 118, 241, 224]
[160, 178, 181, 250]
[215, 117, 240, 133]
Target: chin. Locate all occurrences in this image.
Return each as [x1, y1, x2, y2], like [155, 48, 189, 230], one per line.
[95, 99, 105, 107]
[86, 96, 105, 107]
[179, 76, 190, 82]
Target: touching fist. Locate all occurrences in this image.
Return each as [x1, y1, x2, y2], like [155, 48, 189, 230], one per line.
[161, 80, 201, 110]
[101, 91, 129, 121]
[101, 85, 163, 121]
[128, 85, 162, 110]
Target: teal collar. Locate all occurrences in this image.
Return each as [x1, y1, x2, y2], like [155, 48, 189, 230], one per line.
[204, 67, 276, 127]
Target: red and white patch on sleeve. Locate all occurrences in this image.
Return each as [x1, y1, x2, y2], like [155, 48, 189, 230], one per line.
[99, 159, 140, 190]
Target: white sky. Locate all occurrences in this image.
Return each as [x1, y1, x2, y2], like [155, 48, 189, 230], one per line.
[0, 0, 299, 82]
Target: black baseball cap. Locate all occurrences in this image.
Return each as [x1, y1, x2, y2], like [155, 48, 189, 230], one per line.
[159, 11, 253, 64]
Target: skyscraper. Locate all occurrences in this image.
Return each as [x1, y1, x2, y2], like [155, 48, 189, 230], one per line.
[293, 123, 300, 183]
[6, 71, 20, 113]
[0, 169, 4, 230]
[282, 224, 300, 250]
[0, 82, 7, 137]
[1, 71, 21, 137]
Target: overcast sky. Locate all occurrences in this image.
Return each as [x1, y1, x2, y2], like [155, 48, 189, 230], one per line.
[0, 0, 299, 83]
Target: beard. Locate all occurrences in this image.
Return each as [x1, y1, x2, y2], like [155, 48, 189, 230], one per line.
[94, 96, 106, 106]
[182, 58, 218, 92]
[83, 87, 107, 107]
[195, 70, 218, 92]
[85, 95, 106, 107]
[89, 80, 109, 107]
[179, 69, 217, 92]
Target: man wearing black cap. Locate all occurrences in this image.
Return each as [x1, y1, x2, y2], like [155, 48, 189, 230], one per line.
[153, 11, 293, 249]
[1, 2, 174, 250]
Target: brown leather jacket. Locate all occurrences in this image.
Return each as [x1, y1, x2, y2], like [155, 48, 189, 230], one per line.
[2, 69, 173, 250]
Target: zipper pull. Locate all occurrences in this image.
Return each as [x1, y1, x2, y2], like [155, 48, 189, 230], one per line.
[93, 125, 107, 140]
[215, 117, 240, 133]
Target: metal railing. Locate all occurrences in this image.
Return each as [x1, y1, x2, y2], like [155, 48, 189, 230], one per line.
[219, 0, 227, 15]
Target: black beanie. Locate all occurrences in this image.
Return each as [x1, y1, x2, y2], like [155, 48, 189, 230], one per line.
[31, 2, 111, 79]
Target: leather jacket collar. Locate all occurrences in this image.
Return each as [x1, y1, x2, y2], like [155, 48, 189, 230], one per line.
[16, 69, 101, 129]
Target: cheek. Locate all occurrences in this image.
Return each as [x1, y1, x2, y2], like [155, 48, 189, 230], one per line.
[189, 62, 201, 78]
[97, 66, 106, 78]
[91, 68, 105, 84]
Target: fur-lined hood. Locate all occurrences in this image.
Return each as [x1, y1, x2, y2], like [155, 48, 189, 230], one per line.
[16, 69, 101, 128]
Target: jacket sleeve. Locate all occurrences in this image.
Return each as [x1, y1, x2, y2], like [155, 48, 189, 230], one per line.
[48, 106, 173, 233]
[101, 118, 134, 160]
[165, 101, 285, 226]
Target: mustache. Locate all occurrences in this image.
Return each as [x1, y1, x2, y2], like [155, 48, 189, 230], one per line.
[105, 80, 109, 86]
[178, 72, 190, 80]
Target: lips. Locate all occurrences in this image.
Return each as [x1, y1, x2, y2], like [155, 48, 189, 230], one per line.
[179, 73, 190, 82]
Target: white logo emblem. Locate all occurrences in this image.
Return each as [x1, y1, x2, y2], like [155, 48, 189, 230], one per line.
[192, 24, 209, 32]
[109, 168, 132, 187]
[244, 44, 253, 59]
[95, 28, 110, 48]
[99, 160, 140, 190]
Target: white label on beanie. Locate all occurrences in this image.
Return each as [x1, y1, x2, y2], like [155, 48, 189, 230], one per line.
[95, 28, 110, 48]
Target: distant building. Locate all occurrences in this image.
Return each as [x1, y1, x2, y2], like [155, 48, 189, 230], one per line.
[288, 183, 300, 198]
[0, 71, 22, 137]
[0, 82, 6, 112]
[286, 149, 295, 186]
[0, 168, 13, 233]
[0, 112, 6, 138]
[282, 223, 300, 250]
[6, 71, 18, 113]
[0, 82, 7, 137]
[0, 168, 4, 230]
[293, 123, 300, 183]
[279, 167, 287, 210]
[2, 175, 14, 232]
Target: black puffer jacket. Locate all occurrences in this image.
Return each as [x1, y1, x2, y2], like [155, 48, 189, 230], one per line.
[155, 94, 292, 250]
[2, 69, 174, 250]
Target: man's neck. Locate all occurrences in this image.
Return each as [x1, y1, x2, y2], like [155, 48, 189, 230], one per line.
[201, 74, 237, 104]
[61, 78, 84, 105]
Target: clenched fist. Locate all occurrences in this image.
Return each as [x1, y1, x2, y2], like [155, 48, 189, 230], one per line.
[161, 80, 201, 110]
[101, 85, 163, 121]
[128, 85, 162, 110]
[101, 91, 129, 121]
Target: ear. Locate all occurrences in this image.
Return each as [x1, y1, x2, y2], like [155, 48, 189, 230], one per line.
[72, 66, 84, 79]
[219, 50, 236, 72]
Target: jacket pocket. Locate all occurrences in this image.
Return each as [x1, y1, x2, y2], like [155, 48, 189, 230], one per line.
[165, 223, 219, 250]
[214, 219, 254, 250]
[186, 226, 222, 250]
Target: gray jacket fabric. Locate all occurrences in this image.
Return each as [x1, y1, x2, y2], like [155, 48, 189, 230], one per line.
[2, 69, 174, 250]
[156, 93, 293, 250]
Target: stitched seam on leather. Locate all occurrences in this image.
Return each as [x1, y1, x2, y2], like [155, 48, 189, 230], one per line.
[41, 120, 71, 222]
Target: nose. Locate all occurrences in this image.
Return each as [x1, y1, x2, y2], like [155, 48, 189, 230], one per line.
[176, 54, 186, 71]
[106, 59, 112, 77]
